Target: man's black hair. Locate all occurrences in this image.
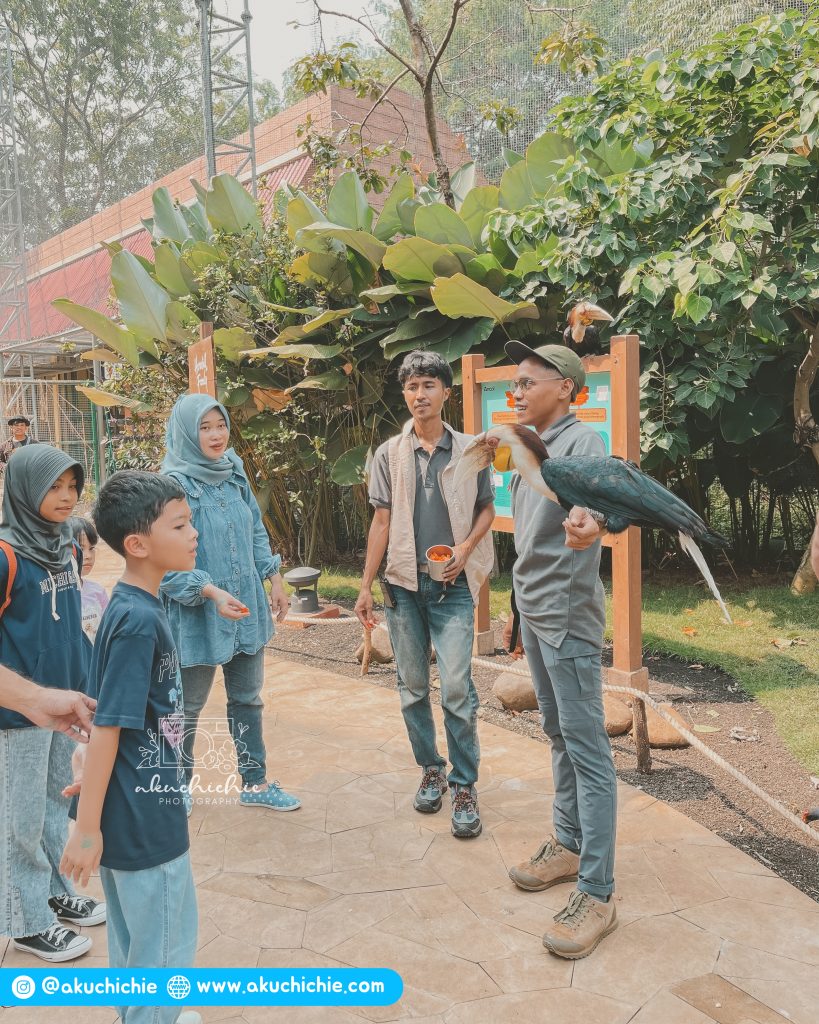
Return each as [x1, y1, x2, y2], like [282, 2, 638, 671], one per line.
[93, 471, 186, 556]
[68, 515, 98, 547]
[397, 350, 453, 389]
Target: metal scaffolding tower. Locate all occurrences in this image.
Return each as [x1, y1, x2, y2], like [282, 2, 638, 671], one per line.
[0, 18, 30, 361]
[196, 0, 258, 195]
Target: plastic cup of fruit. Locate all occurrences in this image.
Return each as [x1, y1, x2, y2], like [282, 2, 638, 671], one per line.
[425, 544, 455, 581]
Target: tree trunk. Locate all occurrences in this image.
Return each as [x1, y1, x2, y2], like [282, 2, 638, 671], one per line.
[790, 317, 819, 594]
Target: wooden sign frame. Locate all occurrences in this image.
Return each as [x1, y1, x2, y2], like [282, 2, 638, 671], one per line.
[188, 322, 217, 398]
[463, 335, 650, 769]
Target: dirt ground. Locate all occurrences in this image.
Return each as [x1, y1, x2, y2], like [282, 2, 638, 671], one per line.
[268, 607, 819, 903]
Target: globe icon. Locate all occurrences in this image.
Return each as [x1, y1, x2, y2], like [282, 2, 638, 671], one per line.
[167, 975, 191, 1001]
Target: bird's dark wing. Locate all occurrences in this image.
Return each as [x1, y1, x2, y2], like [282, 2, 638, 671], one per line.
[541, 456, 728, 546]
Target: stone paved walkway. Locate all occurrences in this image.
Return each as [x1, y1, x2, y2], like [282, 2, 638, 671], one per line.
[2, 546, 818, 1023]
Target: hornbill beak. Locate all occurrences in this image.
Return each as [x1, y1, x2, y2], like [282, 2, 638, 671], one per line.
[454, 424, 557, 502]
[567, 301, 615, 344]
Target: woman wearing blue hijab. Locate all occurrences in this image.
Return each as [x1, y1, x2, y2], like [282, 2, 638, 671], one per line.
[161, 393, 300, 812]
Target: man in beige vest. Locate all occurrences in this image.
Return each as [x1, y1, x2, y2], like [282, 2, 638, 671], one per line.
[355, 351, 495, 838]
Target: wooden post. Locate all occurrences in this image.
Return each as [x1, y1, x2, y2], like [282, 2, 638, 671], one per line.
[462, 353, 495, 655]
[609, 335, 651, 772]
[188, 322, 216, 397]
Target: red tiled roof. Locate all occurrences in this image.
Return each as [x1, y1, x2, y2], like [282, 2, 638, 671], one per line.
[23, 156, 313, 342]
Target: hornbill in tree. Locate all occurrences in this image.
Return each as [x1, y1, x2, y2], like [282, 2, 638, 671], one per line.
[563, 302, 615, 357]
[454, 424, 732, 622]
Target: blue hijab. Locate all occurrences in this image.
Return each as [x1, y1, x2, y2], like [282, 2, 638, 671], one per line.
[161, 394, 245, 485]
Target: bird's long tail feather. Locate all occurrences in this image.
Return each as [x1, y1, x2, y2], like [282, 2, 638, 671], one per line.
[678, 532, 732, 624]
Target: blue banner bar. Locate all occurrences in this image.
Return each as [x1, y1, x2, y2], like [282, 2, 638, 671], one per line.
[0, 968, 403, 1007]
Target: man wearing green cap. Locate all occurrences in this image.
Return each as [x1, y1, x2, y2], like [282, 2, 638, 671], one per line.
[501, 340, 618, 960]
[1, 416, 33, 469]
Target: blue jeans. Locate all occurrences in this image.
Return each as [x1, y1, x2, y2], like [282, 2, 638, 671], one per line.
[385, 574, 480, 786]
[100, 851, 198, 1024]
[0, 727, 75, 938]
[521, 621, 617, 899]
[180, 647, 266, 787]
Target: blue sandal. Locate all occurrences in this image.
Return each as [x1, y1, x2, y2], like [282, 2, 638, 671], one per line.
[240, 781, 301, 811]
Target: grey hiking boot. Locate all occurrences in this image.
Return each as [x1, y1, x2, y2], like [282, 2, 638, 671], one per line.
[413, 765, 448, 813]
[451, 784, 482, 838]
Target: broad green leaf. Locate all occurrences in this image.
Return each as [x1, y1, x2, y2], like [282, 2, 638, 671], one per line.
[290, 252, 354, 295]
[181, 201, 210, 242]
[450, 162, 477, 209]
[386, 311, 448, 343]
[75, 385, 148, 411]
[414, 204, 474, 249]
[502, 148, 524, 167]
[374, 173, 415, 241]
[383, 321, 458, 360]
[709, 241, 737, 264]
[397, 197, 422, 234]
[331, 444, 371, 485]
[720, 392, 781, 444]
[428, 317, 494, 362]
[111, 250, 169, 346]
[499, 160, 535, 210]
[181, 241, 223, 275]
[286, 193, 328, 239]
[360, 282, 431, 303]
[154, 243, 191, 296]
[464, 254, 513, 292]
[246, 343, 342, 360]
[513, 252, 543, 276]
[152, 187, 190, 243]
[526, 132, 575, 191]
[52, 300, 141, 367]
[166, 301, 201, 345]
[287, 369, 348, 392]
[383, 237, 461, 283]
[640, 275, 665, 306]
[276, 307, 354, 342]
[685, 294, 712, 324]
[265, 301, 323, 315]
[431, 273, 539, 324]
[214, 327, 254, 363]
[296, 223, 386, 267]
[205, 173, 262, 235]
[80, 347, 126, 364]
[459, 186, 500, 249]
[327, 170, 373, 231]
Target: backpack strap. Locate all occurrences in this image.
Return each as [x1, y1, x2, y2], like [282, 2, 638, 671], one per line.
[0, 540, 17, 618]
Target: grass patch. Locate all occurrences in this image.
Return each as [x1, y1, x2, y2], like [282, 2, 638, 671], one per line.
[309, 566, 819, 774]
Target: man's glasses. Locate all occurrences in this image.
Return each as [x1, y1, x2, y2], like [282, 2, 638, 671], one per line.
[511, 376, 566, 393]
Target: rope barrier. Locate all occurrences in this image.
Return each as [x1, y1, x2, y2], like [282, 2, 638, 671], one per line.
[271, 614, 818, 844]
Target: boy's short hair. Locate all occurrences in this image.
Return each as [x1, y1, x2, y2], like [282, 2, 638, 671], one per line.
[397, 350, 453, 389]
[93, 471, 186, 556]
[68, 515, 98, 547]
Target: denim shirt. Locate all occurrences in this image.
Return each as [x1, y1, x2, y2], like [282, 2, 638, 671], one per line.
[160, 471, 281, 668]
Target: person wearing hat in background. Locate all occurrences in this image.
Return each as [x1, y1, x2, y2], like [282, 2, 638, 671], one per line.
[1, 416, 34, 468]
[500, 340, 619, 961]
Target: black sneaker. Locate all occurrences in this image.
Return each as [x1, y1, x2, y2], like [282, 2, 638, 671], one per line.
[13, 924, 92, 962]
[49, 893, 107, 926]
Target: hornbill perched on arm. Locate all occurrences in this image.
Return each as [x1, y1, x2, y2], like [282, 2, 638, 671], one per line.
[453, 423, 732, 623]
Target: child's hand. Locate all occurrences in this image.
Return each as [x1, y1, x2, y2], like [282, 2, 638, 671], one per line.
[208, 587, 250, 620]
[62, 745, 86, 798]
[60, 829, 103, 888]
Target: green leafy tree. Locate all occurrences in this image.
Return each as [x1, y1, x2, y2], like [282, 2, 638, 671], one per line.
[5, 0, 280, 243]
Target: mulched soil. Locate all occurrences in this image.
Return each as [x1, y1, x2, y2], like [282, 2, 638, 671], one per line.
[268, 604, 819, 903]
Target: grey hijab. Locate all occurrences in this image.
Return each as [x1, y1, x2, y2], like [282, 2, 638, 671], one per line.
[0, 444, 85, 572]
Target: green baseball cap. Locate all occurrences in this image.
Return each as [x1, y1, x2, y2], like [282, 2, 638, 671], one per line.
[504, 341, 586, 395]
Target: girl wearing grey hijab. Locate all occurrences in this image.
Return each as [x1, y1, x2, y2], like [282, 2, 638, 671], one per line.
[0, 443, 106, 962]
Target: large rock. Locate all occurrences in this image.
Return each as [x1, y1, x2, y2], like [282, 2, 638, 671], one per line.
[493, 671, 538, 712]
[603, 693, 633, 736]
[355, 623, 394, 664]
[641, 702, 690, 749]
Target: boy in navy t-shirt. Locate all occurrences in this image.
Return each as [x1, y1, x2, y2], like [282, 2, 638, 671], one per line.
[62, 472, 201, 1024]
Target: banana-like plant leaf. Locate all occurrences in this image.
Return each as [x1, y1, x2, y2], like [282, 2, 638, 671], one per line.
[383, 237, 462, 283]
[111, 251, 169, 344]
[374, 173, 414, 241]
[166, 302, 201, 345]
[397, 197, 422, 234]
[500, 160, 536, 210]
[205, 173, 262, 236]
[464, 254, 513, 292]
[382, 321, 457, 361]
[414, 204, 474, 249]
[290, 252, 354, 295]
[213, 327, 254, 363]
[252, 387, 291, 412]
[190, 177, 209, 206]
[265, 301, 323, 316]
[327, 170, 374, 232]
[253, 342, 343, 360]
[459, 186, 500, 249]
[525, 132, 575, 192]
[286, 193, 330, 240]
[181, 242, 223, 275]
[503, 148, 524, 167]
[181, 201, 210, 242]
[154, 243, 191, 297]
[286, 369, 349, 392]
[152, 187, 190, 242]
[431, 273, 539, 324]
[80, 348, 126, 363]
[386, 311, 448, 343]
[428, 316, 494, 362]
[296, 223, 386, 268]
[360, 282, 431, 303]
[75, 385, 149, 411]
[275, 307, 354, 343]
[450, 162, 477, 210]
[331, 444, 371, 485]
[52, 298, 142, 367]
